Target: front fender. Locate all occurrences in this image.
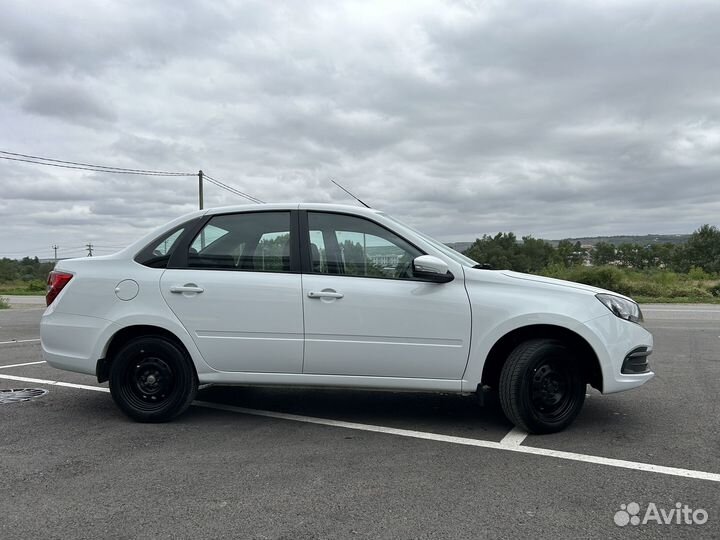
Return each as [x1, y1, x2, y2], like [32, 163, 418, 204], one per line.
[461, 312, 604, 391]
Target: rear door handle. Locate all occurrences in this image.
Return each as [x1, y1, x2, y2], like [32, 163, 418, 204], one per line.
[307, 291, 344, 299]
[170, 285, 204, 294]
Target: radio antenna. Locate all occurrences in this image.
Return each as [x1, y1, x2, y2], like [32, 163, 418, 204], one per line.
[330, 179, 371, 208]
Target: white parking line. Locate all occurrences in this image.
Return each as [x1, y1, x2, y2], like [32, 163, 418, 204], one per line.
[0, 373, 110, 393]
[648, 326, 720, 331]
[0, 372, 718, 484]
[0, 360, 46, 369]
[499, 427, 528, 447]
[0, 338, 41, 345]
[644, 309, 720, 313]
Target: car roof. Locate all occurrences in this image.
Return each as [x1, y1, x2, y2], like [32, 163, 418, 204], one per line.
[205, 202, 383, 217]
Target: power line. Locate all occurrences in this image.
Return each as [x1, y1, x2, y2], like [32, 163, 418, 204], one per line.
[204, 174, 263, 203]
[1, 149, 265, 208]
[0, 155, 196, 176]
[203, 173, 265, 203]
[0, 150, 194, 176]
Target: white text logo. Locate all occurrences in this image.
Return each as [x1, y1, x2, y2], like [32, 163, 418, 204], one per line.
[614, 502, 708, 527]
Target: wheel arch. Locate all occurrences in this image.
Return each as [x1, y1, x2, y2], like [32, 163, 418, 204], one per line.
[97, 324, 195, 383]
[480, 324, 603, 393]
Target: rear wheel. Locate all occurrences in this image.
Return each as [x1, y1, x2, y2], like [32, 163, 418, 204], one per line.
[499, 339, 586, 434]
[109, 336, 197, 422]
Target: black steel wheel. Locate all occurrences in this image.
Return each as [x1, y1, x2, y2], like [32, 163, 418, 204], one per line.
[499, 339, 586, 434]
[109, 336, 197, 422]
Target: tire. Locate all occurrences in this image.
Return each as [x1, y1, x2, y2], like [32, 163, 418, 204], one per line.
[109, 336, 198, 422]
[498, 339, 586, 434]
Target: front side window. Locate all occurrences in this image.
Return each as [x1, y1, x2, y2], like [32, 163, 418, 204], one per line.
[188, 212, 291, 271]
[379, 212, 479, 267]
[307, 212, 422, 279]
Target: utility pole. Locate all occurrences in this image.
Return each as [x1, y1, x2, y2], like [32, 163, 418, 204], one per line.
[198, 170, 204, 210]
[52, 244, 59, 262]
[86, 243, 94, 257]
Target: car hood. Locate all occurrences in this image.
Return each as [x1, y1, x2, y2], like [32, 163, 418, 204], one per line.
[476, 269, 633, 300]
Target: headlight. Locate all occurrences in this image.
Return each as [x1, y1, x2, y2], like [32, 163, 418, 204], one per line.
[596, 293, 643, 324]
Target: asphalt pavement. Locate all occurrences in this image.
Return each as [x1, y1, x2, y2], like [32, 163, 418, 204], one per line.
[0, 304, 718, 539]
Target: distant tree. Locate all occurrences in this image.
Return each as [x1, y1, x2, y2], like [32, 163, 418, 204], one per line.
[647, 243, 676, 269]
[682, 224, 720, 274]
[519, 236, 557, 272]
[591, 242, 616, 266]
[256, 233, 290, 271]
[339, 240, 386, 277]
[464, 233, 556, 273]
[464, 233, 522, 271]
[615, 243, 648, 269]
[0, 257, 54, 284]
[556, 240, 586, 267]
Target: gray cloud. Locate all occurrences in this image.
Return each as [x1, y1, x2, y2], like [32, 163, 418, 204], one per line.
[1, 0, 720, 258]
[22, 80, 117, 125]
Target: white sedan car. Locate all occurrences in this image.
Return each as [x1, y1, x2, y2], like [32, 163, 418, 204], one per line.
[41, 203, 654, 433]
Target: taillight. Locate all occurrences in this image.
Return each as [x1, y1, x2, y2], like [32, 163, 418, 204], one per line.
[46, 271, 73, 306]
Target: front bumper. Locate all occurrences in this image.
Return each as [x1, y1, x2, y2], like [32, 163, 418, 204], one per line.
[582, 313, 654, 394]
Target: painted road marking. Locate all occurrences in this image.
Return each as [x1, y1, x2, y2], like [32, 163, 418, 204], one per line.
[499, 427, 528, 447]
[644, 309, 720, 313]
[647, 326, 720, 331]
[0, 338, 41, 345]
[0, 372, 718, 484]
[0, 373, 110, 393]
[0, 360, 46, 369]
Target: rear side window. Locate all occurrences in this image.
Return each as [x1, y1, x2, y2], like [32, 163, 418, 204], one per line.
[135, 226, 186, 268]
[188, 212, 292, 272]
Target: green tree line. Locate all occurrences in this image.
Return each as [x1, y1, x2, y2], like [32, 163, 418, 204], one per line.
[0, 257, 55, 285]
[464, 224, 720, 275]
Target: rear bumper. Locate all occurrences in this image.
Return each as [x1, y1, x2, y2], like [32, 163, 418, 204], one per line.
[582, 314, 654, 394]
[40, 309, 112, 376]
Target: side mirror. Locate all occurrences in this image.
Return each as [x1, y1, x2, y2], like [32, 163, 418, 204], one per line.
[412, 255, 454, 283]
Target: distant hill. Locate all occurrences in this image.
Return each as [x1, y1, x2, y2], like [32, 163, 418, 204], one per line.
[446, 234, 691, 253]
[445, 242, 474, 253]
[547, 234, 691, 247]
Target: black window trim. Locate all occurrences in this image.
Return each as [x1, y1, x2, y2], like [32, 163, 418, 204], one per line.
[167, 209, 302, 273]
[300, 210, 449, 283]
[134, 217, 202, 269]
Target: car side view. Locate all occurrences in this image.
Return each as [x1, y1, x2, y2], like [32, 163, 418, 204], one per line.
[40, 203, 654, 433]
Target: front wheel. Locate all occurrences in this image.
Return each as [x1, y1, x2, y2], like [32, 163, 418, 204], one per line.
[109, 336, 198, 422]
[499, 339, 586, 434]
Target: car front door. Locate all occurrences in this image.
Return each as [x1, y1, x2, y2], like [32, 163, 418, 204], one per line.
[300, 211, 471, 380]
[160, 210, 304, 373]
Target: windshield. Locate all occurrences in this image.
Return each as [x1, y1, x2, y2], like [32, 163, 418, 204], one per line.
[379, 213, 479, 267]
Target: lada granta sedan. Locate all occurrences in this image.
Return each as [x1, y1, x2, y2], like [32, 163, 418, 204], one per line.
[41, 203, 654, 433]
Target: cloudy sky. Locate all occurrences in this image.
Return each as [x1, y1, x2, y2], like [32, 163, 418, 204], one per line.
[1, 0, 719, 259]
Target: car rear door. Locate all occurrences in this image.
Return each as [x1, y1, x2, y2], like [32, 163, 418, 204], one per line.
[160, 210, 304, 373]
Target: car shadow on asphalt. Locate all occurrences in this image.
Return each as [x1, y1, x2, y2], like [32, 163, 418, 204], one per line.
[192, 385, 514, 442]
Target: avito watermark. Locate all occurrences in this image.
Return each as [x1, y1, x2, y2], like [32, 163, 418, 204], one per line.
[614, 502, 708, 527]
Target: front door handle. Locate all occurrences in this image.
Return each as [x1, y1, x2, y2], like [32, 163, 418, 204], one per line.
[307, 291, 344, 299]
[170, 284, 205, 294]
